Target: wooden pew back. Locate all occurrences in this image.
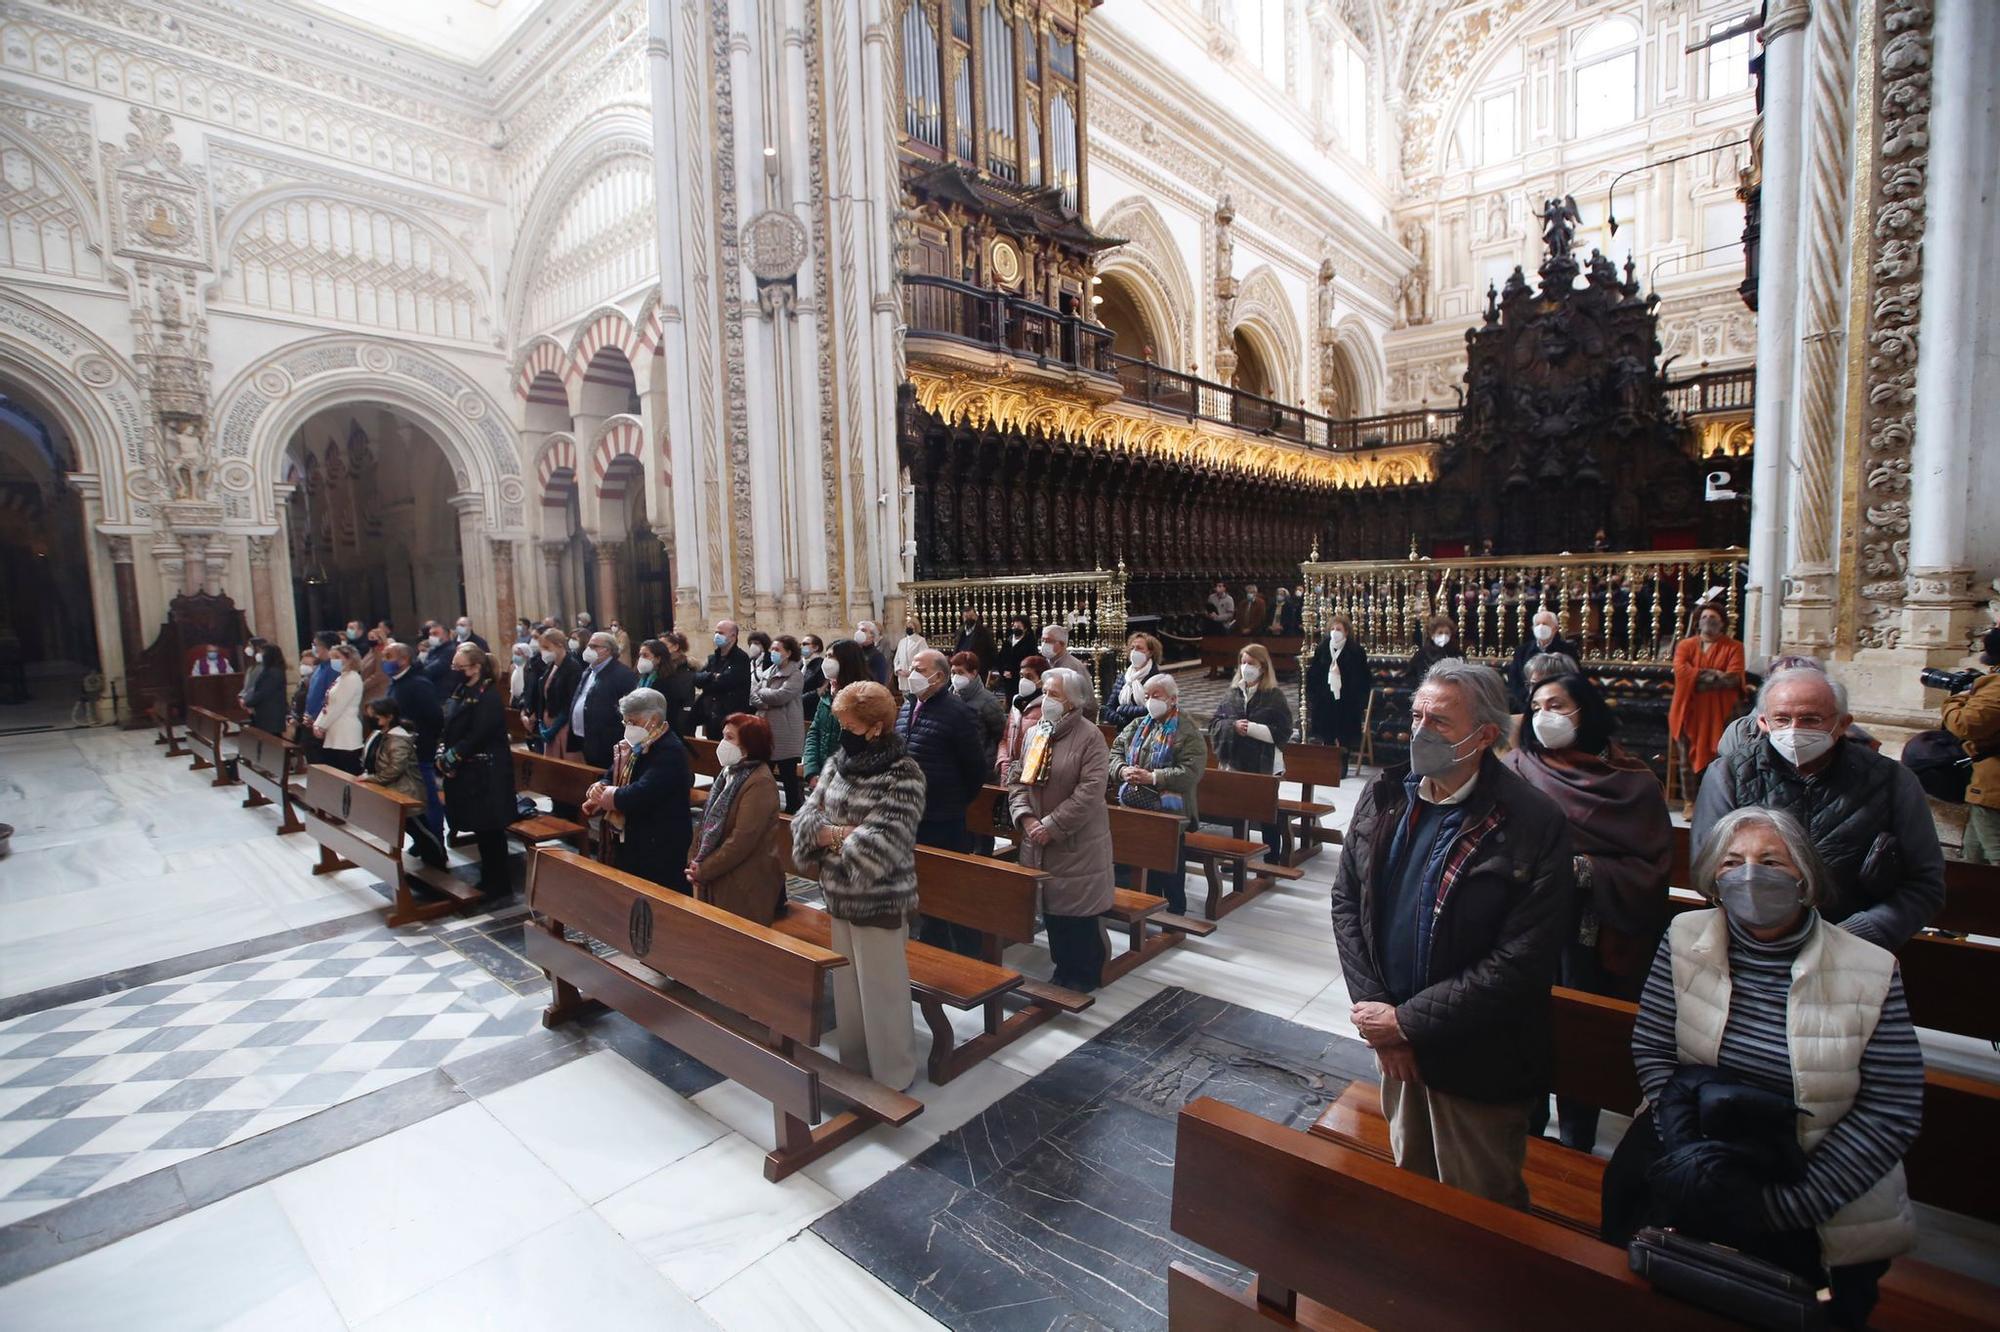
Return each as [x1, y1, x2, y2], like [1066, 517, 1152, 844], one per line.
[683, 734, 720, 778]
[970, 783, 1183, 875]
[1280, 741, 1344, 795]
[303, 762, 418, 849]
[186, 705, 238, 783]
[236, 725, 294, 782]
[1197, 634, 1304, 676]
[1195, 766, 1281, 825]
[509, 747, 600, 806]
[777, 812, 1042, 948]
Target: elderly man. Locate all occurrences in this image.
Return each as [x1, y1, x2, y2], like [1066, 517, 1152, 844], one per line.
[1693, 667, 1944, 947]
[1234, 583, 1268, 636]
[897, 647, 990, 953]
[565, 630, 639, 769]
[1715, 655, 1878, 760]
[1037, 624, 1099, 719]
[854, 619, 891, 685]
[693, 620, 751, 739]
[380, 640, 445, 843]
[1505, 609, 1579, 711]
[583, 688, 693, 893]
[1330, 659, 1574, 1209]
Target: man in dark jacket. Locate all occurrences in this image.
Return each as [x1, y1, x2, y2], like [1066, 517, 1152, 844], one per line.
[898, 648, 991, 954]
[693, 619, 752, 739]
[563, 631, 639, 769]
[1692, 667, 1943, 946]
[954, 612, 997, 674]
[1330, 658, 1573, 1210]
[1504, 610, 1580, 711]
[381, 641, 445, 841]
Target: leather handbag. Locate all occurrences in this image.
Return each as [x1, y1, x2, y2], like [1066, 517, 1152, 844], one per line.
[1627, 1227, 1828, 1331]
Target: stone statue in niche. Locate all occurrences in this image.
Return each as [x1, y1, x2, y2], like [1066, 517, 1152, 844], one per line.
[164, 419, 213, 501]
[1399, 221, 1431, 326]
[156, 276, 182, 327]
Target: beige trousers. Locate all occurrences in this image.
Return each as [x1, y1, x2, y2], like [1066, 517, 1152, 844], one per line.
[1380, 1071, 1533, 1211]
[1964, 804, 2000, 864]
[828, 917, 917, 1092]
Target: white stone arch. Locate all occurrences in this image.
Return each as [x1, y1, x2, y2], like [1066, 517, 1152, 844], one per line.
[0, 288, 145, 524]
[1092, 196, 1196, 370]
[505, 110, 655, 345]
[1330, 314, 1386, 417]
[1402, 0, 1561, 183]
[211, 336, 526, 535]
[1230, 265, 1304, 402]
[0, 121, 104, 280]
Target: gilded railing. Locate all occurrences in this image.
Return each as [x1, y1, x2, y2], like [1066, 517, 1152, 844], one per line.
[1297, 548, 1749, 668]
[902, 566, 1128, 684]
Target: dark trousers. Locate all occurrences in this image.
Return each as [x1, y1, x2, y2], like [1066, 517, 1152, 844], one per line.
[1044, 913, 1105, 992]
[1148, 865, 1189, 915]
[916, 816, 981, 957]
[321, 747, 361, 775]
[417, 758, 445, 838]
[473, 830, 511, 894]
[771, 757, 803, 812]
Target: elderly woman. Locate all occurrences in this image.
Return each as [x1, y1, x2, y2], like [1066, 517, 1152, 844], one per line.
[997, 653, 1050, 781]
[1620, 807, 1921, 1328]
[684, 712, 783, 922]
[1305, 611, 1371, 749]
[1209, 642, 1295, 856]
[583, 687, 693, 894]
[792, 681, 927, 1091]
[1109, 672, 1207, 914]
[313, 642, 366, 774]
[755, 635, 807, 811]
[1006, 667, 1115, 992]
[1405, 613, 1464, 688]
[951, 650, 1007, 773]
[1501, 670, 1669, 1151]
[1105, 632, 1167, 729]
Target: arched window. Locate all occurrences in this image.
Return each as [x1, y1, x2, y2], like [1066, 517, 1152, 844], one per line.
[1573, 18, 1640, 131]
[1328, 40, 1369, 154]
[1707, 16, 1753, 98]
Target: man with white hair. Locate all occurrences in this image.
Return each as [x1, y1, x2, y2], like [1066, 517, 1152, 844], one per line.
[1504, 609, 1577, 711]
[1330, 658, 1574, 1209]
[854, 619, 891, 686]
[1037, 623, 1098, 719]
[1715, 655, 1877, 760]
[1693, 667, 1943, 947]
[897, 646, 991, 955]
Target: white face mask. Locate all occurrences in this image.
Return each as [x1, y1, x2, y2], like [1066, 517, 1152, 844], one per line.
[581, 647, 600, 666]
[1041, 641, 1061, 660]
[1128, 649, 1148, 669]
[299, 660, 315, 678]
[902, 671, 927, 695]
[1329, 631, 1346, 650]
[637, 656, 656, 673]
[1017, 676, 1038, 698]
[855, 629, 873, 645]
[716, 738, 744, 767]
[1240, 664, 1262, 685]
[1533, 624, 1554, 644]
[1767, 726, 1835, 768]
[567, 637, 580, 652]
[822, 658, 840, 681]
[951, 673, 975, 693]
[1041, 698, 1065, 724]
[540, 648, 555, 665]
[1531, 708, 1578, 749]
[1432, 633, 1451, 648]
[1145, 696, 1171, 719]
[623, 722, 651, 747]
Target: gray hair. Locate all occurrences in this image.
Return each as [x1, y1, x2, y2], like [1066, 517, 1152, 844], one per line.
[1142, 671, 1180, 700]
[1040, 623, 1069, 647]
[1692, 806, 1826, 909]
[1419, 658, 1511, 737]
[1525, 652, 1580, 688]
[1760, 665, 1848, 716]
[1041, 666, 1090, 708]
[618, 687, 666, 722]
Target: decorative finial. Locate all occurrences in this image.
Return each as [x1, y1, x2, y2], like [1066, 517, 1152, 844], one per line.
[1309, 535, 1320, 562]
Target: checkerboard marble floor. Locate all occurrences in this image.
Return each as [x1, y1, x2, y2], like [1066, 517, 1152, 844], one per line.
[0, 927, 537, 1227]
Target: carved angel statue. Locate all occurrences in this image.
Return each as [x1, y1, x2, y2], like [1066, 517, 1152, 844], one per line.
[164, 420, 213, 501]
[156, 278, 182, 327]
[1540, 195, 1582, 259]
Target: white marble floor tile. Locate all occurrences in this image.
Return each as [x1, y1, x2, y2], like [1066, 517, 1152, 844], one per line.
[598, 1132, 841, 1302]
[0, 1186, 343, 1332]
[700, 1231, 949, 1332]
[482, 1049, 729, 1203]
[356, 1209, 714, 1332]
[271, 1101, 585, 1324]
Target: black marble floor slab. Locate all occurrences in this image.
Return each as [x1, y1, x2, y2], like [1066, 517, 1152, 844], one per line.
[813, 986, 1378, 1331]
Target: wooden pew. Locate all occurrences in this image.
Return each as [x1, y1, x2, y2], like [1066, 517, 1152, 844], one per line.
[186, 705, 241, 787]
[1196, 633, 1304, 678]
[234, 725, 304, 835]
[1169, 1096, 1740, 1331]
[506, 747, 600, 854]
[1183, 766, 1306, 920]
[294, 763, 484, 927]
[965, 784, 1215, 984]
[1276, 741, 1345, 867]
[1941, 856, 2000, 937]
[775, 821, 1090, 1083]
[526, 847, 921, 1181]
[151, 700, 188, 758]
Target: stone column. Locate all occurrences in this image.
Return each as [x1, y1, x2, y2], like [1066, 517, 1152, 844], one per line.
[177, 533, 212, 596]
[540, 541, 568, 624]
[593, 540, 625, 630]
[1903, 0, 1998, 660]
[1743, 0, 1812, 662]
[245, 535, 278, 638]
[106, 534, 144, 666]
[491, 538, 518, 638]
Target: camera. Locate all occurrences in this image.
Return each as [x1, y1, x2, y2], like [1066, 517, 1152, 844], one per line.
[1919, 666, 1983, 696]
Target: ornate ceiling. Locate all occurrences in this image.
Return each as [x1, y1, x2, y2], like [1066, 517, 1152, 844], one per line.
[290, 0, 549, 63]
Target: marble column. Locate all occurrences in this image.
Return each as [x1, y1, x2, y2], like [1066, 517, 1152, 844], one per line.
[245, 535, 278, 639]
[592, 540, 625, 630]
[1903, 0, 1999, 660]
[491, 538, 518, 638]
[177, 533, 213, 596]
[106, 534, 144, 666]
[1743, 0, 1812, 662]
[540, 540, 568, 624]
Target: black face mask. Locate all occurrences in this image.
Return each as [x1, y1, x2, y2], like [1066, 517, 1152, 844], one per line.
[838, 729, 872, 757]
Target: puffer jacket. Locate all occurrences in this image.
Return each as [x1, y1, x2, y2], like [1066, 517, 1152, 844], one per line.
[791, 734, 926, 927]
[895, 687, 988, 824]
[1942, 671, 2000, 810]
[1329, 752, 1574, 1102]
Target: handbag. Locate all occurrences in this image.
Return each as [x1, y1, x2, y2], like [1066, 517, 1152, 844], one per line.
[1627, 1227, 1827, 1331]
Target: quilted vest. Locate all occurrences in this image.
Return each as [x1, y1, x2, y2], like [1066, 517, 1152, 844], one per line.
[1719, 740, 1897, 917]
[1667, 909, 1916, 1266]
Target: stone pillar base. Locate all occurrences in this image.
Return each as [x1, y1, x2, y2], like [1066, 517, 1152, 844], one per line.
[1779, 563, 1838, 658]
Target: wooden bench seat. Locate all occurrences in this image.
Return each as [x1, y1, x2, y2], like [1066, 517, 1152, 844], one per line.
[1276, 741, 1345, 867]
[526, 847, 921, 1180]
[234, 725, 304, 835]
[506, 748, 600, 854]
[150, 701, 188, 758]
[186, 705, 243, 786]
[294, 763, 484, 927]
[1183, 766, 1306, 920]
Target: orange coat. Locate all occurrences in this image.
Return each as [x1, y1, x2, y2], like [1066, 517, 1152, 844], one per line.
[1668, 634, 1744, 772]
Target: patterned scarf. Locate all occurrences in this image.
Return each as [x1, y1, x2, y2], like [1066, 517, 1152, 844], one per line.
[1120, 710, 1185, 813]
[695, 758, 752, 862]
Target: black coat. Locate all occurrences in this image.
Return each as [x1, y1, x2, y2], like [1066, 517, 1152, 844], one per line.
[516, 653, 546, 710]
[1403, 639, 1464, 688]
[694, 645, 752, 737]
[388, 670, 443, 758]
[438, 682, 516, 833]
[954, 624, 997, 672]
[567, 659, 640, 768]
[1104, 662, 1164, 729]
[529, 654, 582, 727]
[1305, 639, 1372, 747]
[657, 661, 698, 737]
[245, 665, 288, 734]
[895, 687, 988, 824]
[608, 734, 694, 892]
[862, 644, 891, 687]
[992, 631, 1035, 686]
[1506, 634, 1580, 709]
[1276, 597, 1302, 636]
[1208, 684, 1295, 775]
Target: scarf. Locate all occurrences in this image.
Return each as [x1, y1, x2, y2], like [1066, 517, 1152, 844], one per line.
[1120, 710, 1185, 813]
[695, 759, 753, 862]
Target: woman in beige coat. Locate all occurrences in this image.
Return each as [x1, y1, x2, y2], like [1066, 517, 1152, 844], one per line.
[1005, 666, 1114, 991]
[687, 712, 785, 924]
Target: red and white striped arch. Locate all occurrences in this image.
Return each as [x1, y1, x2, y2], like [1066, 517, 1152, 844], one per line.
[592, 416, 645, 499]
[536, 433, 578, 502]
[514, 337, 571, 403]
[567, 308, 650, 385]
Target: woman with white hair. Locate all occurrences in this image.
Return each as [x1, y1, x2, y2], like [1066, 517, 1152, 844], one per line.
[1108, 671, 1207, 913]
[1618, 806, 1922, 1328]
[1005, 667, 1115, 991]
[583, 687, 694, 893]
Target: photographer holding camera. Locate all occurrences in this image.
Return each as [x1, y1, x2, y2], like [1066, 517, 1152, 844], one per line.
[1941, 627, 2000, 864]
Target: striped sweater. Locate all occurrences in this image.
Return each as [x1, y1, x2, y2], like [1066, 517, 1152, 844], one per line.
[1631, 913, 1924, 1232]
